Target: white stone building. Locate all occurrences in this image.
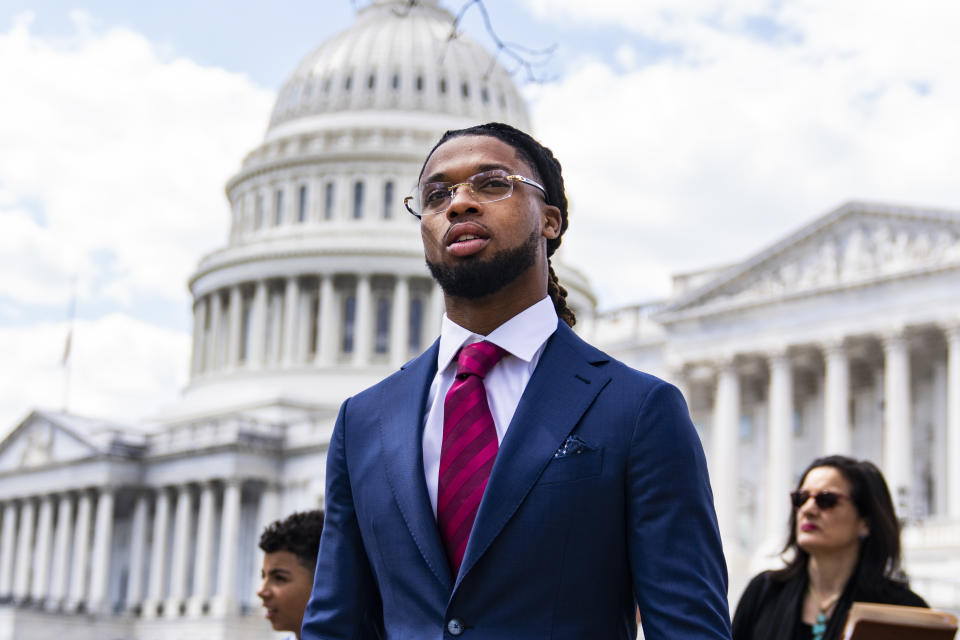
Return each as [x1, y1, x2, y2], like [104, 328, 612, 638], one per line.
[1, 2, 958, 639]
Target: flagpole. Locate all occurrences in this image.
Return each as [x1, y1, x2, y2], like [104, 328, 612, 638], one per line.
[62, 277, 78, 413]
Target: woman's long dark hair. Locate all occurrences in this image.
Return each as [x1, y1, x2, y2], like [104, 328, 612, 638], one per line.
[418, 122, 576, 327]
[773, 455, 906, 594]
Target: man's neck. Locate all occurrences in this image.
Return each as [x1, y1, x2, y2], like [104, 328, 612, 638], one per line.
[443, 279, 548, 336]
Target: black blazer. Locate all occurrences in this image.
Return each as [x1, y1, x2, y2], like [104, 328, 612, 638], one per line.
[732, 569, 927, 640]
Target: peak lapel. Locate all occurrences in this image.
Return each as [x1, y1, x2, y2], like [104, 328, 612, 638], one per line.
[377, 340, 452, 590]
[455, 324, 611, 588]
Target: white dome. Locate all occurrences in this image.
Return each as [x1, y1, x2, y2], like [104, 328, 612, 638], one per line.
[266, 0, 531, 137]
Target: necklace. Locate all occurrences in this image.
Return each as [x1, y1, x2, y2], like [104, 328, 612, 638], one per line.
[808, 584, 842, 640]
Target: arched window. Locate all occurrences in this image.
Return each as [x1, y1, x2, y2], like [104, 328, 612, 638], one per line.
[298, 185, 308, 223]
[325, 182, 335, 220]
[375, 296, 391, 354]
[353, 181, 364, 219]
[383, 181, 394, 219]
[274, 188, 284, 225]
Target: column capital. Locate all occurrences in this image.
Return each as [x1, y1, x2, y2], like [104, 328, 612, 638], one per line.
[818, 335, 848, 354]
[943, 322, 960, 340]
[880, 326, 908, 346]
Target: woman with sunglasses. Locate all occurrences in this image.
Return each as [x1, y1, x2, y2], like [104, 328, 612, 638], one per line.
[732, 455, 927, 640]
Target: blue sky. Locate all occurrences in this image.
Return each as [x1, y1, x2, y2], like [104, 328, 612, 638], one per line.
[2, 0, 959, 433]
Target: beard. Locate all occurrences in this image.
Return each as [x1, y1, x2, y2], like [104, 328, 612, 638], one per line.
[426, 229, 539, 299]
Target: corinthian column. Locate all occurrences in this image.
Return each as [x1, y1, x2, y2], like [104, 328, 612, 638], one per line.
[353, 274, 373, 365]
[13, 497, 35, 601]
[248, 280, 267, 368]
[882, 331, 912, 518]
[823, 340, 851, 455]
[190, 297, 208, 376]
[0, 501, 17, 599]
[207, 291, 222, 371]
[143, 487, 170, 618]
[165, 484, 193, 617]
[227, 285, 243, 369]
[88, 487, 115, 613]
[187, 481, 216, 617]
[67, 491, 92, 611]
[283, 277, 300, 364]
[212, 479, 242, 616]
[31, 495, 55, 603]
[126, 493, 149, 613]
[712, 359, 740, 548]
[390, 276, 411, 367]
[946, 325, 960, 519]
[48, 493, 74, 608]
[764, 351, 793, 550]
[318, 275, 338, 366]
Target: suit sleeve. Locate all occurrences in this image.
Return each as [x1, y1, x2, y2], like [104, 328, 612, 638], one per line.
[301, 399, 384, 640]
[627, 381, 732, 639]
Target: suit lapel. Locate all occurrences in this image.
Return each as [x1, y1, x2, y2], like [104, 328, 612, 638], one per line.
[377, 340, 452, 591]
[455, 324, 611, 588]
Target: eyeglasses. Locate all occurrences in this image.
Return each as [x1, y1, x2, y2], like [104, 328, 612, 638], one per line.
[403, 169, 547, 219]
[790, 490, 852, 510]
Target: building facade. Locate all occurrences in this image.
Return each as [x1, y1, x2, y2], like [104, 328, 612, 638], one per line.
[1, 2, 958, 639]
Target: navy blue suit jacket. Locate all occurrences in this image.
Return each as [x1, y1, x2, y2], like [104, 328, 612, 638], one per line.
[302, 322, 732, 639]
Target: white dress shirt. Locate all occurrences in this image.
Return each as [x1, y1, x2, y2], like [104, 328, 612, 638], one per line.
[422, 296, 559, 516]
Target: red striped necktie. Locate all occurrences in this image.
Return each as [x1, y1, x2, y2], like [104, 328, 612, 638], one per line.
[437, 340, 506, 576]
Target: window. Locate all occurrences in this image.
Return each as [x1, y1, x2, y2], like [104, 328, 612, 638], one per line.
[353, 181, 364, 219]
[461, 82, 470, 98]
[383, 181, 394, 219]
[323, 76, 332, 93]
[254, 194, 264, 229]
[439, 77, 447, 94]
[298, 185, 308, 222]
[416, 75, 424, 92]
[274, 188, 284, 225]
[391, 73, 400, 90]
[481, 87, 489, 103]
[375, 297, 390, 354]
[324, 182, 335, 220]
[408, 298, 423, 353]
[367, 73, 376, 90]
[342, 295, 356, 354]
[345, 74, 353, 91]
[739, 415, 752, 441]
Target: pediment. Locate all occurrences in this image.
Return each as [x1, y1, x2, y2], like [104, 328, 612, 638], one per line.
[663, 202, 960, 318]
[0, 411, 105, 473]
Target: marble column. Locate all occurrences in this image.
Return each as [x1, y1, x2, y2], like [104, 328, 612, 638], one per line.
[126, 493, 149, 613]
[318, 275, 338, 366]
[144, 487, 170, 618]
[227, 285, 243, 369]
[428, 283, 444, 339]
[251, 483, 281, 596]
[88, 488, 115, 613]
[13, 497, 35, 600]
[712, 360, 740, 548]
[283, 277, 300, 365]
[296, 282, 314, 364]
[764, 351, 793, 549]
[0, 501, 18, 598]
[212, 479, 242, 616]
[823, 340, 851, 455]
[946, 325, 960, 519]
[248, 280, 268, 369]
[390, 276, 411, 367]
[165, 484, 193, 617]
[48, 493, 74, 608]
[187, 481, 216, 616]
[882, 331, 912, 517]
[207, 291, 223, 371]
[67, 491, 92, 610]
[353, 274, 373, 365]
[190, 297, 208, 375]
[31, 495, 55, 603]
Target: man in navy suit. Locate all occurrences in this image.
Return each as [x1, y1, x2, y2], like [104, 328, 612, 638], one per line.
[301, 122, 732, 639]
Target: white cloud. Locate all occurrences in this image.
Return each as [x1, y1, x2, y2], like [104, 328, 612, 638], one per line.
[0, 11, 274, 308]
[0, 314, 190, 439]
[524, 0, 960, 307]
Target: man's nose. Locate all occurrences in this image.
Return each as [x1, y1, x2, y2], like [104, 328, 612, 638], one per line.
[446, 184, 480, 219]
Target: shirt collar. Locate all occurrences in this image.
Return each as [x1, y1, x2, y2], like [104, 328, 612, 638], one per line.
[437, 297, 559, 372]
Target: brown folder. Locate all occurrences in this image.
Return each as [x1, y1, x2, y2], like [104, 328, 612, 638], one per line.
[843, 602, 958, 640]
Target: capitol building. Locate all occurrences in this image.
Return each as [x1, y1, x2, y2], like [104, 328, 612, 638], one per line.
[1, 1, 959, 638]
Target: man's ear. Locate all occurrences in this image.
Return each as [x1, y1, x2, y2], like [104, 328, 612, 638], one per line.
[541, 204, 562, 240]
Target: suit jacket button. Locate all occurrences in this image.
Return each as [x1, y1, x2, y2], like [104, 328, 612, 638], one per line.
[447, 618, 465, 636]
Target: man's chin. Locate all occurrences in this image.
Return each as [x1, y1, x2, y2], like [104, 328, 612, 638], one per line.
[427, 231, 538, 299]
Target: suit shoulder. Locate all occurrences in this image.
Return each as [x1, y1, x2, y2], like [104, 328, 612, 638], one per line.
[559, 325, 674, 392]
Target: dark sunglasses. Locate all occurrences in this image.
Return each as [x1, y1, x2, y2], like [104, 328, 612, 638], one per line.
[790, 490, 852, 510]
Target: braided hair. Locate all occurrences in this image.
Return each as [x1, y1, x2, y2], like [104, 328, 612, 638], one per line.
[419, 122, 576, 327]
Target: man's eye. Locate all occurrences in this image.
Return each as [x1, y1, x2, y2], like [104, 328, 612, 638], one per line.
[475, 177, 510, 192]
[423, 188, 449, 204]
